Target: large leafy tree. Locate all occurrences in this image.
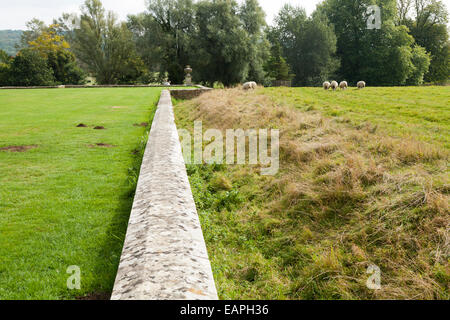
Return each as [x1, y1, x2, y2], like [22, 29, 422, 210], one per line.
[128, 0, 195, 84]
[71, 0, 145, 84]
[272, 5, 339, 86]
[321, 0, 431, 85]
[239, 0, 270, 83]
[264, 29, 294, 83]
[428, 41, 449, 83]
[52, 13, 80, 45]
[8, 49, 54, 86]
[129, 0, 267, 86]
[407, 45, 431, 84]
[399, 0, 449, 83]
[191, 0, 251, 86]
[28, 25, 71, 53]
[127, 13, 164, 81]
[28, 25, 85, 85]
[19, 19, 48, 49]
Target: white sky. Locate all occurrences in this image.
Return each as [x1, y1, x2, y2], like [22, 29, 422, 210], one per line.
[0, 0, 323, 30]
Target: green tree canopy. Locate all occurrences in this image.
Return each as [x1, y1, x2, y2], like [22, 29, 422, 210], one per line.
[28, 25, 85, 85]
[128, 0, 195, 84]
[400, 0, 449, 83]
[407, 45, 432, 85]
[8, 49, 54, 86]
[0, 49, 12, 86]
[264, 32, 294, 82]
[321, 0, 431, 85]
[239, 0, 270, 83]
[70, 0, 145, 84]
[19, 19, 48, 49]
[3, 0, 444, 87]
[128, 0, 268, 86]
[272, 5, 339, 86]
[0, 49, 10, 65]
[192, 0, 249, 86]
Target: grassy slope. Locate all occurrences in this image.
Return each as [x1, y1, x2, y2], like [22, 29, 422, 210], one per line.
[174, 87, 449, 300]
[264, 87, 449, 149]
[0, 88, 161, 299]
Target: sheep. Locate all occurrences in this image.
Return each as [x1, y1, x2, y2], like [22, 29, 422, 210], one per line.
[339, 81, 348, 90]
[357, 81, 366, 89]
[323, 81, 331, 90]
[243, 81, 257, 90]
[330, 81, 338, 90]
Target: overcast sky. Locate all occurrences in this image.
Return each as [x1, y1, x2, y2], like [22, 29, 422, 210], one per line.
[0, 0, 323, 30]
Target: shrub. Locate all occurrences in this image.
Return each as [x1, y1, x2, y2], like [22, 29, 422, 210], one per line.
[0, 49, 12, 86]
[407, 45, 431, 85]
[46, 50, 85, 85]
[9, 49, 54, 86]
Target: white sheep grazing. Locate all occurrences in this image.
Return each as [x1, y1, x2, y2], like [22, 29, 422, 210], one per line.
[323, 81, 331, 90]
[339, 81, 348, 90]
[330, 81, 338, 90]
[357, 81, 366, 89]
[243, 81, 257, 90]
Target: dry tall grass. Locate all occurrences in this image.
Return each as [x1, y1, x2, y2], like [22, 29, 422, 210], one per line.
[175, 88, 449, 299]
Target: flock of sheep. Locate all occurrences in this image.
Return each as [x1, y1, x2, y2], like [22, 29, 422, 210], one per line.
[243, 80, 366, 90]
[323, 80, 366, 90]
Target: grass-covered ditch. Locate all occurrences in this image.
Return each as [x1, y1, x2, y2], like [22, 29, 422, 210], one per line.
[174, 87, 449, 300]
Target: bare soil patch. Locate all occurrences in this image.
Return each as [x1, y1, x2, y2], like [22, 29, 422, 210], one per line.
[133, 122, 148, 127]
[76, 123, 88, 128]
[0, 145, 37, 152]
[88, 143, 115, 148]
[76, 292, 111, 300]
[93, 126, 105, 130]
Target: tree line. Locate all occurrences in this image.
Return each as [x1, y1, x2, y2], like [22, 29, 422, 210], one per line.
[0, 0, 448, 87]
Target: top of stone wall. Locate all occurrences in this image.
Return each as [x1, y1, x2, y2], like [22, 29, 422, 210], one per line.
[111, 90, 218, 300]
[170, 87, 212, 100]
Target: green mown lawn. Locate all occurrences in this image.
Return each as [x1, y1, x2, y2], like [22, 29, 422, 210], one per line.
[0, 88, 162, 299]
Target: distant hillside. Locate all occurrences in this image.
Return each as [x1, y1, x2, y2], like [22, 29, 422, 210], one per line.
[0, 30, 23, 56]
